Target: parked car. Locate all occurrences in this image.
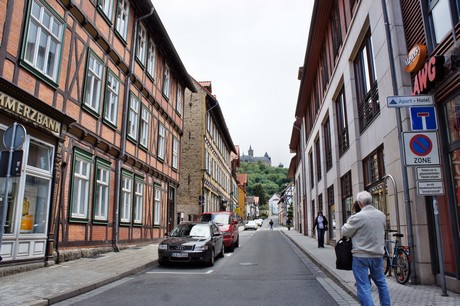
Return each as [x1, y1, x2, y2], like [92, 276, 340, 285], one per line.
[158, 221, 224, 266]
[244, 220, 258, 230]
[254, 219, 263, 227]
[200, 211, 239, 251]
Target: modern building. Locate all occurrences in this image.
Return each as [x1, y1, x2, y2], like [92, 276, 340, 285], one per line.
[177, 80, 236, 221]
[240, 146, 272, 166]
[0, 0, 195, 268]
[289, 0, 459, 292]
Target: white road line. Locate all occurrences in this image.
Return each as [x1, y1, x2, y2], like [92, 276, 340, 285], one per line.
[147, 270, 213, 275]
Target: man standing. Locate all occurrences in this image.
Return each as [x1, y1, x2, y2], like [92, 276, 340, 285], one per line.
[341, 191, 391, 306]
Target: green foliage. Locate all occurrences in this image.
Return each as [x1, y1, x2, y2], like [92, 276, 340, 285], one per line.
[238, 161, 291, 205]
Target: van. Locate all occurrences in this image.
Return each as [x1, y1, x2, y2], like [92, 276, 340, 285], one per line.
[200, 211, 239, 251]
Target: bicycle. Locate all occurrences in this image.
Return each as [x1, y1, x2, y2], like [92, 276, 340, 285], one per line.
[383, 229, 411, 284]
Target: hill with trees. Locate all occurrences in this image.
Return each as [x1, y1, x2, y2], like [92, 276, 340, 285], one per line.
[238, 161, 291, 205]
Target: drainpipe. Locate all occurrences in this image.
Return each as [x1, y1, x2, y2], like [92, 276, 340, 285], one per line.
[114, 6, 155, 251]
[381, 0, 416, 284]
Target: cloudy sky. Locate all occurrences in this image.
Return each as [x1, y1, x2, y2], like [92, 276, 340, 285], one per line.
[153, 1, 314, 168]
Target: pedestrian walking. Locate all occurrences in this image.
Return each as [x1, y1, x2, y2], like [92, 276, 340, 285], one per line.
[342, 191, 391, 306]
[313, 211, 328, 248]
[269, 219, 274, 230]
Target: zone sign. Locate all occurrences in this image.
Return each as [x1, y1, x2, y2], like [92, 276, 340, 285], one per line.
[402, 132, 440, 166]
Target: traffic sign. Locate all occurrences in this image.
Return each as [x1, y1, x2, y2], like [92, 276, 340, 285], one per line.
[416, 166, 442, 180]
[387, 95, 434, 108]
[417, 181, 444, 195]
[410, 106, 437, 131]
[403, 132, 440, 166]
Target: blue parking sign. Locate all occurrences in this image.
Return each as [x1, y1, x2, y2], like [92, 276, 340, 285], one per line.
[410, 106, 437, 131]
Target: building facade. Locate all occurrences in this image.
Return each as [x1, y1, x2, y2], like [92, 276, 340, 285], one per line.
[289, 0, 459, 292]
[0, 0, 194, 267]
[177, 80, 236, 221]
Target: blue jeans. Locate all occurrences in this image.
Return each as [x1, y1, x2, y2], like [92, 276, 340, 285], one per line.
[317, 228, 325, 247]
[352, 256, 391, 306]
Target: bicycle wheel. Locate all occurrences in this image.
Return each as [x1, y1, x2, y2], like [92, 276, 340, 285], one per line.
[383, 253, 390, 275]
[394, 250, 411, 284]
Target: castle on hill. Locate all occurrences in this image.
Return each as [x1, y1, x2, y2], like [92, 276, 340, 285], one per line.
[240, 146, 272, 166]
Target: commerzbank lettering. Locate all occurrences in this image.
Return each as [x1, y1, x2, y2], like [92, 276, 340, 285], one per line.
[0, 92, 61, 134]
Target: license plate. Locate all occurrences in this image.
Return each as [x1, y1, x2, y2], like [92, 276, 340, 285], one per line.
[171, 253, 188, 258]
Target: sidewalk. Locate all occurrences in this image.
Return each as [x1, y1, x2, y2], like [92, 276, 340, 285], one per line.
[0, 228, 458, 306]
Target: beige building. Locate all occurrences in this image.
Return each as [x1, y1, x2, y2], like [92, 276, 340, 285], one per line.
[177, 80, 236, 221]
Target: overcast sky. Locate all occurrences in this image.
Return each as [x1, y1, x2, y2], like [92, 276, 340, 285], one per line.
[153, 1, 314, 168]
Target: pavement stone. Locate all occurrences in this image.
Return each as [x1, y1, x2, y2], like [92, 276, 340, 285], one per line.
[0, 227, 458, 306]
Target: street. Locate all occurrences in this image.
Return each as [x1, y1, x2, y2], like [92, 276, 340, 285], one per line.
[55, 219, 354, 306]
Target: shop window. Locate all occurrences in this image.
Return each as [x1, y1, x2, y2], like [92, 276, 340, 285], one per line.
[363, 145, 385, 188]
[444, 94, 460, 143]
[103, 70, 120, 127]
[154, 185, 161, 225]
[115, 0, 129, 42]
[133, 177, 144, 224]
[120, 171, 133, 224]
[71, 149, 92, 220]
[83, 50, 104, 115]
[22, 0, 65, 84]
[93, 158, 110, 222]
[354, 31, 379, 132]
[341, 171, 353, 221]
[21, 175, 50, 233]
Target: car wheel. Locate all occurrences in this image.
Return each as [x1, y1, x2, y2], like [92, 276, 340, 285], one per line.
[235, 236, 239, 248]
[218, 243, 225, 258]
[227, 241, 235, 252]
[207, 249, 215, 267]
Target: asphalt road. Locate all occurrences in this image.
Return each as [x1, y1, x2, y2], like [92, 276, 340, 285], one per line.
[56, 220, 344, 306]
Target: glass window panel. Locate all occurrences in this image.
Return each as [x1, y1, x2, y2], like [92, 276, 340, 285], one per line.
[445, 94, 460, 142]
[431, 0, 453, 43]
[21, 175, 50, 233]
[27, 141, 51, 171]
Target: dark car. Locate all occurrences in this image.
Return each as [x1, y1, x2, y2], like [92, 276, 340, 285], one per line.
[200, 211, 239, 251]
[158, 222, 224, 266]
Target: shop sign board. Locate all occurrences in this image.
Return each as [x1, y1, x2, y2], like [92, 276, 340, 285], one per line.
[402, 132, 440, 166]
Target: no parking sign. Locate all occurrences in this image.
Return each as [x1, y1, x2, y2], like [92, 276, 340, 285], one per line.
[402, 132, 440, 166]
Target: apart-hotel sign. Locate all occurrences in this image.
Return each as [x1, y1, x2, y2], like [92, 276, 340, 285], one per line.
[0, 91, 61, 137]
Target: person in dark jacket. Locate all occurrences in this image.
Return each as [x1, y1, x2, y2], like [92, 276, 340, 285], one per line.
[313, 211, 328, 248]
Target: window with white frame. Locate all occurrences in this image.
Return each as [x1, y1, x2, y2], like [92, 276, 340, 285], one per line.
[120, 171, 132, 223]
[172, 136, 179, 170]
[133, 177, 144, 224]
[71, 150, 92, 219]
[162, 65, 171, 98]
[94, 159, 110, 221]
[136, 23, 147, 64]
[428, 0, 457, 44]
[128, 94, 140, 140]
[98, 0, 114, 21]
[176, 85, 183, 115]
[84, 51, 104, 114]
[104, 70, 120, 126]
[157, 123, 166, 160]
[23, 0, 64, 82]
[154, 186, 161, 225]
[140, 106, 150, 148]
[115, 0, 129, 41]
[147, 38, 156, 78]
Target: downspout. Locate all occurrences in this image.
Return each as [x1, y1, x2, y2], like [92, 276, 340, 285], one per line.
[114, 6, 155, 251]
[381, 0, 416, 284]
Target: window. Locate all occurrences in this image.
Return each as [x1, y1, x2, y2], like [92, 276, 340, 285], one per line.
[83, 51, 104, 114]
[23, 0, 64, 82]
[428, 0, 456, 44]
[120, 171, 132, 223]
[323, 117, 332, 171]
[147, 39, 156, 78]
[27, 140, 52, 171]
[98, 0, 114, 21]
[154, 185, 161, 225]
[363, 145, 385, 187]
[128, 94, 140, 140]
[133, 177, 144, 224]
[331, 2, 343, 61]
[104, 70, 120, 126]
[318, 193, 323, 212]
[115, 0, 129, 41]
[315, 137, 322, 181]
[335, 87, 349, 155]
[162, 65, 171, 98]
[139, 106, 150, 148]
[176, 85, 183, 116]
[327, 185, 335, 240]
[136, 23, 147, 64]
[309, 151, 314, 188]
[341, 171, 353, 221]
[157, 123, 166, 160]
[172, 136, 179, 170]
[71, 150, 92, 219]
[354, 31, 379, 132]
[94, 159, 110, 221]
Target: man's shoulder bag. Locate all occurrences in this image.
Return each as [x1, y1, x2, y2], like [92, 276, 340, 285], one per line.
[335, 237, 352, 270]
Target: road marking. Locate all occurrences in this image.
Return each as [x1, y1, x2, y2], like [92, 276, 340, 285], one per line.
[147, 270, 213, 275]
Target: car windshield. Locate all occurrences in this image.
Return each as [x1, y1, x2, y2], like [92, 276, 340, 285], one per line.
[170, 223, 210, 238]
[201, 214, 230, 225]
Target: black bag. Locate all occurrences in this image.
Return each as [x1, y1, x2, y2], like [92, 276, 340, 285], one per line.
[335, 237, 353, 270]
